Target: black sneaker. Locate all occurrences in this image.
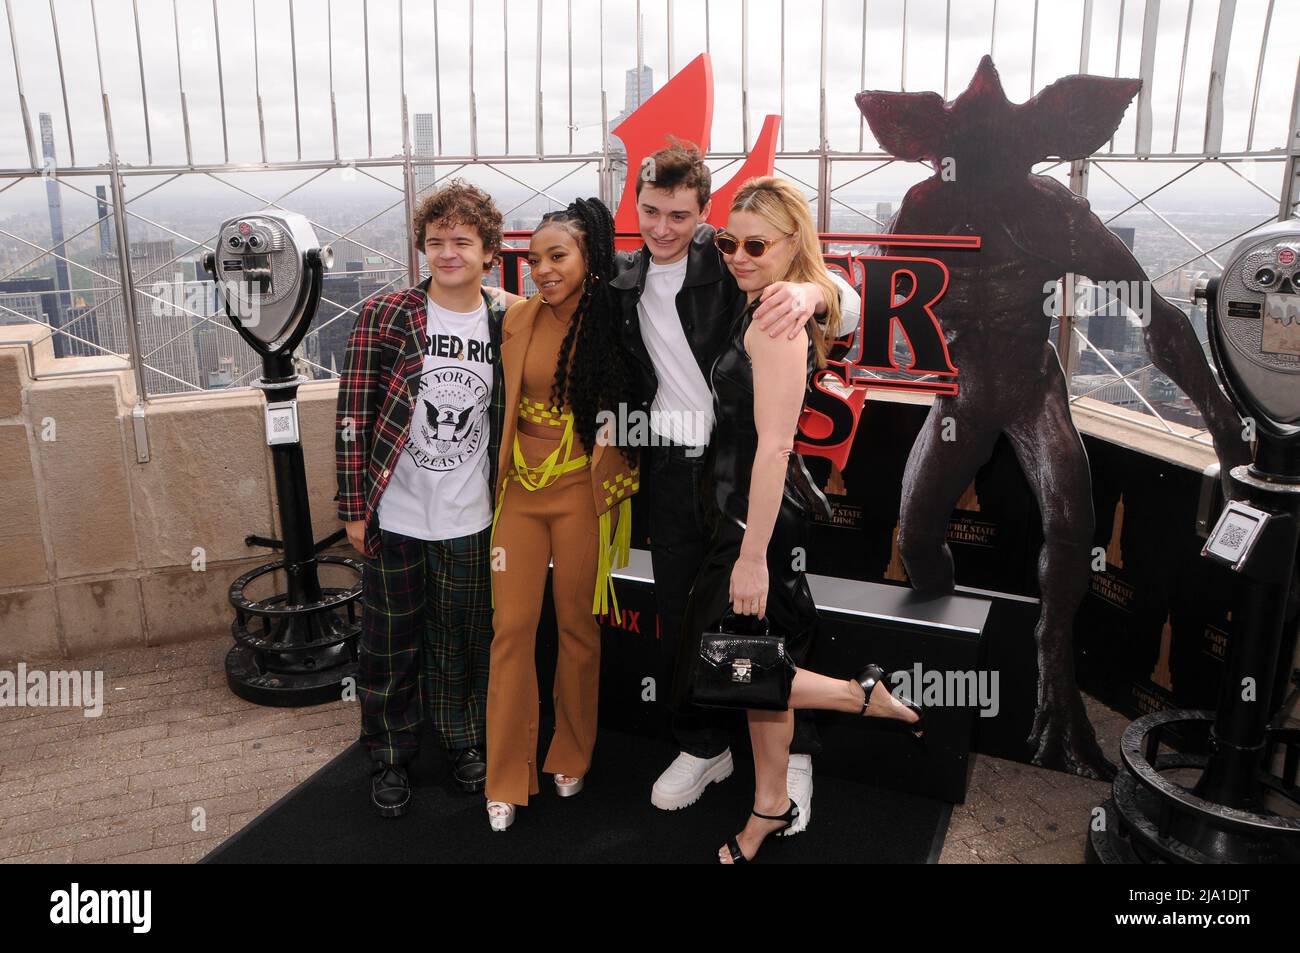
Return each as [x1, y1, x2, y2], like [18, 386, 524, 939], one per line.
[371, 762, 411, 817]
[451, 746, 487, 793]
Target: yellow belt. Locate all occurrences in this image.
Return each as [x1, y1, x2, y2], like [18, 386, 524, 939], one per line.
[490, 401, 631, 623]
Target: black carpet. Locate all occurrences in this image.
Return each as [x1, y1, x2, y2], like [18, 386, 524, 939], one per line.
[205, 728, 950, 864]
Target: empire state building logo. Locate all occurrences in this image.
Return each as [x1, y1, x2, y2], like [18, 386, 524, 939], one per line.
[1089, 493, 1136, 609]
[1105, 494, 1126, 570]
[1151, 613, 1174, 692]
[885, 521, 909, 582]
[955, 481, 981, 512]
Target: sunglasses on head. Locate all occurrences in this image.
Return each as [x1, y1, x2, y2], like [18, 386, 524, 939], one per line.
[713, 232, 791, 257]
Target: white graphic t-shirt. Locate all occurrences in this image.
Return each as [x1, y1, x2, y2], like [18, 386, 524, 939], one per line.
[376, 294, 496, 541]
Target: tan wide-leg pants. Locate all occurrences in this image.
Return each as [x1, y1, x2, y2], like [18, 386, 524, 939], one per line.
[486, 429, 601, 806]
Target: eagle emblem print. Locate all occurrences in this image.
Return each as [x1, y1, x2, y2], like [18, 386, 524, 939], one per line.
[409, 365, 489, 470]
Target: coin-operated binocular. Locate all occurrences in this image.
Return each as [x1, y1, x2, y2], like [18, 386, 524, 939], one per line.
[1091, 220, 1300, 864]
[203, 211, 361, 706]
[208, 212, 331, 361]
[1207, 219, 1300, 475]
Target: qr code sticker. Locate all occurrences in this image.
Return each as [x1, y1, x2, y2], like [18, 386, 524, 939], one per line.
[1219, 522, 1248, 554]
[272, 415, 291, 434]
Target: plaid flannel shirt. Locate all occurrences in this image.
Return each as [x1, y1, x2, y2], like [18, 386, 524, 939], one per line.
[335, 278, 507, 559]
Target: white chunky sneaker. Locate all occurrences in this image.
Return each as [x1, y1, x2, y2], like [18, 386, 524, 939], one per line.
[650, 749, 734, 810]
[783, 754, 813, 835]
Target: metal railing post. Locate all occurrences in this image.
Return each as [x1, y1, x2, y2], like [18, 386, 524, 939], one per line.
[403, 97, 418, 289]
[816, 1, 830, 234]
[4, 0, 39, 170]
[105, 99, 151, 453]
[1279, 58, 1300, 221]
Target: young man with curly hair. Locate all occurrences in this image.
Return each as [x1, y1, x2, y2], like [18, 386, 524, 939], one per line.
[335, 179, 521, 817]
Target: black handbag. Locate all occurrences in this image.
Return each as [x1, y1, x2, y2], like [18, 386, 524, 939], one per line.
[690, 610, 794, 711]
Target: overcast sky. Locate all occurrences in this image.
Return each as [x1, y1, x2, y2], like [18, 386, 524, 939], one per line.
[0, 0, 1296, 214]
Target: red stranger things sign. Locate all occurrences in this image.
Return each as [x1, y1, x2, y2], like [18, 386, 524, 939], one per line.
[496, 231, 973, 471]
[799, 232, 973, 469]
[490, 51, 973, 471]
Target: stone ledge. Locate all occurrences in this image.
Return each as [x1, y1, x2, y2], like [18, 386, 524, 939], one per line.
[0, 555, 289, 664]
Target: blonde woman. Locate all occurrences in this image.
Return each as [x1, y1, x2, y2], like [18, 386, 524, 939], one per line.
[670, 177, 926, 863]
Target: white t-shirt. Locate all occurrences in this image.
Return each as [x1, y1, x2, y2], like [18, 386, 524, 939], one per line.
[377, 295, 495, 541]
[636, 255, 713, 448]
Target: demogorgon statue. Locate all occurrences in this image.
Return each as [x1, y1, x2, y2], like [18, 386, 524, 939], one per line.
[856, 56, 1249, 780]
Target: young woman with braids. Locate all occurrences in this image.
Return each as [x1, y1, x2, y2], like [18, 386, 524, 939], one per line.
[484, 197, 640, 830]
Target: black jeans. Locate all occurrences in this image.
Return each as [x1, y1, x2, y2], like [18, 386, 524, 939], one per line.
[648, 441, 820, 759]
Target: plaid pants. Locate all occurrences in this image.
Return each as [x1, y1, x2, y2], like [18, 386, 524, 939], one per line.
[359, 525, 494, 764]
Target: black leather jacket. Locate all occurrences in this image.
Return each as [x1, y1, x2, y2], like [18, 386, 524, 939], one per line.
[609, 223, 743, 417]
[610, 223, 860, 417]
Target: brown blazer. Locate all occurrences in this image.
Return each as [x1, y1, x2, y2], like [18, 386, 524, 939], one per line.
[494, 294, 640, 520]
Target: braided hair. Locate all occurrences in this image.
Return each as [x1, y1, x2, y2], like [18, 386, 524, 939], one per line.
[537, 197, 637, 467]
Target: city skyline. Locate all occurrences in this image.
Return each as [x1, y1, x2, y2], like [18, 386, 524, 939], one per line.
[1, 1, 1295, 416]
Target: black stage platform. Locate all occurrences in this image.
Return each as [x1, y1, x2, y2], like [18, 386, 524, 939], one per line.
[205, 728, 951, 864]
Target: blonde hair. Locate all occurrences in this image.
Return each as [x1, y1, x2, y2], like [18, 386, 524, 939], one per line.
[729, 176, 838, 367]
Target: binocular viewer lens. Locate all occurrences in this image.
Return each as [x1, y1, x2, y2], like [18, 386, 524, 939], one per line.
[1250, 266, 1300, 291]
[1209, 221, 1300, 434]
[204, 210, 329, 354]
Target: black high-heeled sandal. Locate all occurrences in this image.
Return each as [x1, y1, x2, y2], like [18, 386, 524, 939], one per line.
[720, 800, 799, 864]
[856, 663, 926, 745]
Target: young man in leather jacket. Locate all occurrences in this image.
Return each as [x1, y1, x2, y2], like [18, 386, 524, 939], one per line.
[609, 142, 860, 832]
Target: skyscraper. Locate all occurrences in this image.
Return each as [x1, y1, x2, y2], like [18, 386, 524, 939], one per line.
[92, 239, 202, 396]
[194, 298, 261, 390]
[624, 64, 652, 114]
[414, 113, 436, 196]
[608, 64, 655, 208]
[39, 113, 70, 328]
[59, 294, 102, 358]
[1085, 226, 1137, 353]
[96, 186, 114, 256]
[0, 276, 99, 358]
[0, 277, 57, 329]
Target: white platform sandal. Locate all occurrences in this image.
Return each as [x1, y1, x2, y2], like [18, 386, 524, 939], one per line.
[486, 800, 515, 831]
[554, 773, 584, 797]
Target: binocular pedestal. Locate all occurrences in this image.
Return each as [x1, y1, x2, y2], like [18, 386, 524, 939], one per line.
[202, 210, 361, 706]
[1089, 220, 1300, 863]
[1089, 457, 1300, 864]
[225, 360, 363, 706]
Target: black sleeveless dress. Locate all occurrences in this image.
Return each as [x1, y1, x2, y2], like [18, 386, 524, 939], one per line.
[669, 299, 832, 714]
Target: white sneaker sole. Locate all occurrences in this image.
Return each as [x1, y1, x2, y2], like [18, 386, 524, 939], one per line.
[650, 753, 735, 811]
